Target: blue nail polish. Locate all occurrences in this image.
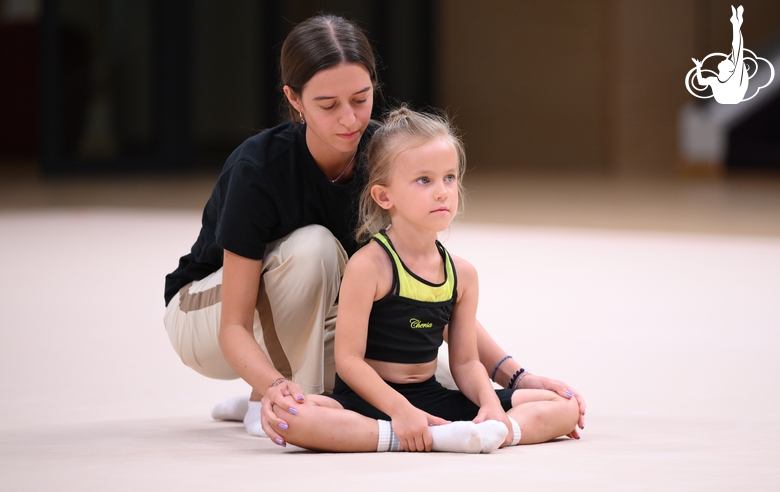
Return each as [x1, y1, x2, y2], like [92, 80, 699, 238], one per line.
[289, 407, 298, 415]
[279, 422, 288, 430]
[565, 391, 573, 397]
[274, 437, 286, 447]
[296, 395, 304, 401]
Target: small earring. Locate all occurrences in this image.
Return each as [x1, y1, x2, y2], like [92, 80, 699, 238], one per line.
[298, 111, 305, 124]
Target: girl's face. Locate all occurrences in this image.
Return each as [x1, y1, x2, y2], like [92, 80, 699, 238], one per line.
[374, 137, 460, 233]
[285, 63, 374, 161]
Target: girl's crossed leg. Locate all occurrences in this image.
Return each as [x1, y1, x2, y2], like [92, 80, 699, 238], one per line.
[506, 389, 581, 444]
[268, 395, 507, 453]
[266, 389, 579, 452]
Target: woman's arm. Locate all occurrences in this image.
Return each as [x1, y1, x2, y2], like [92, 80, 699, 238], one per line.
[335, 247, 447, 452]
[219, 250, 304, 402]
[219, 250, 281, 390]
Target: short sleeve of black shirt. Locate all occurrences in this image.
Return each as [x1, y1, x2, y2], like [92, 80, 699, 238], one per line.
[164, 121, 376, 305]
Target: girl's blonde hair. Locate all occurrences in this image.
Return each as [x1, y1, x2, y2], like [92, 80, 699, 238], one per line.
[356, 106, 466, 243]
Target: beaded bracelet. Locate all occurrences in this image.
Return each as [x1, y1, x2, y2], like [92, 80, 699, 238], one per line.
[491, 355, 513, 382]
[507, 368, 530, 389]
[515, 369, 531, 389]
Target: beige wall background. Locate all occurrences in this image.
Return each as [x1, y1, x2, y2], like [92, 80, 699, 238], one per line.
[437, 0, 780, 177]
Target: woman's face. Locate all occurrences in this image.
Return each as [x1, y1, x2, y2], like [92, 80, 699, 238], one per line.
[286, 63, 374, 160]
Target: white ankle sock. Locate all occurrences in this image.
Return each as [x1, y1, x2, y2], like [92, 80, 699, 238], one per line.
[429, 421, 482, 454]
[243, 401, 267, 437]
[508, 417, 522, 446]
[210, 395, 249, 422]
[376, 420, 508, 454]
[476, 420, 509, 453]
[377, 420, 482, 453]
[376, 420, 403, 452]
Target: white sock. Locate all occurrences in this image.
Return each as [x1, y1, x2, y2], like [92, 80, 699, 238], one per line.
[377, 420, 482, 453]
[429, 421, 482, 454]
[376, 420, 403, 452]
[508, 417, 522, 446]
[210, 395, 249, 422]
[376, 420, 507, 454]
[243, 401, 267, 437]
[476, 420, 509, 453]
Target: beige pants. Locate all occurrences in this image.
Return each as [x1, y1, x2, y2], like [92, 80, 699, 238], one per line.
[164, 225, 346, 395]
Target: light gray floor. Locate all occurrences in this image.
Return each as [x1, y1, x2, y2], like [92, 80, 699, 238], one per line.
[1, 176, 779, 491]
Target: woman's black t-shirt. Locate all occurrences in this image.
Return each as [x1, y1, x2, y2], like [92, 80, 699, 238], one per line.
[164, 121, 376, 306]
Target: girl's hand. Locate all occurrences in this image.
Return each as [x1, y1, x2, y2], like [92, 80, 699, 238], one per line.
[260, 380, 305, 444]
[473, 403, 507, 425]
[391, 406, 449, 452]
[473, 404, 513, 445]
[517, 374, 586, 436]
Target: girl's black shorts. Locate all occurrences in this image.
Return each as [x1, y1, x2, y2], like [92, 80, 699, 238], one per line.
[325, 373, 515, 421]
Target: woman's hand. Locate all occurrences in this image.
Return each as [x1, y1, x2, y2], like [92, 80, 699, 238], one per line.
[517, 374, 586, 438]
[391, 405, 449, 452]
[260, 380, 305, 444]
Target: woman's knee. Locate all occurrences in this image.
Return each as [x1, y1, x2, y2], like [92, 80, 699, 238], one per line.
[283, 225, 346, 269]
[271, 225, 346, 281]
[164, 291, 237, 380]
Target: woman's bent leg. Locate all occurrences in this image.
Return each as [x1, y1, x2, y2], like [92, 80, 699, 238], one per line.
[164, 226, 345, 386]
[507, 389, 580, 444]
[164, 267, 238, 380]
[166, 226, 345, 434]
[257, 225, 346, 395]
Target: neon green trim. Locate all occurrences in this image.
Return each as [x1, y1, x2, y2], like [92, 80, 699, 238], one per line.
[373, 233, 455, 302]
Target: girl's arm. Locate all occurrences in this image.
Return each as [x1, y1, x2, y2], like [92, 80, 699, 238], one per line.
[447, 257, 507, 423]
[335, 247, 447, 452]
[218, 250, 304, 442]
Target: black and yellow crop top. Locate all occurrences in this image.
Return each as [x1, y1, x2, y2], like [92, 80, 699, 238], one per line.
[363, 231, 458, 364]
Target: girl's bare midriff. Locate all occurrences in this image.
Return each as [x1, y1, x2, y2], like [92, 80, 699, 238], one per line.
[366, 358, 438, 384]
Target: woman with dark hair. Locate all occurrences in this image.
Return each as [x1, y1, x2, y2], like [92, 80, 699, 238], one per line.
[163, 14, 585, 440]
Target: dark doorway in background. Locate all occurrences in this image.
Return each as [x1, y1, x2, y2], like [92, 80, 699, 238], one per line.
[38, 0, 435, 175]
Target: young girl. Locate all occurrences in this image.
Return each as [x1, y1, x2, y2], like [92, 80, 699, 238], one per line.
[261, 108, 580, 452]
